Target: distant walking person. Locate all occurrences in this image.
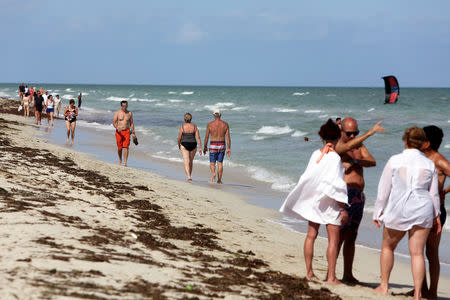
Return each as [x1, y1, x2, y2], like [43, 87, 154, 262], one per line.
[45, 95, 55, 126]
[78, 93, 82, 108]
[421, 125, 450, 299]
[177, 113, 202, 181]
[113, 100, 136, 166]
[54, 95, 62, 117]
[21, 92, 31, 119]
[64, 99, 78, 144]
[373, 126, 441, 300]
[203, 109, 231, 183]
[18, 82, 25, 101]
[33, 90, 44, 125]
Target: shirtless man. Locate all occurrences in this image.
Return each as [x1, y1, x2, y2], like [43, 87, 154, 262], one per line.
[113, 101, 136, 166]
[335, 118, 384, 283]
[421, 125, 450, 299]
[203, 109, 231, 184]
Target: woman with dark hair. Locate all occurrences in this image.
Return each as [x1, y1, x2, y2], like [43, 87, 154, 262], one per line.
[280, 119, 348, 285]
[177, 112, 202, 181]
[45, 94, 55, 126]
[373, 126, 441, 300]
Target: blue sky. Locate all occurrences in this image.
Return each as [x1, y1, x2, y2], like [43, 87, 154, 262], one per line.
[2, 1, 450, 87]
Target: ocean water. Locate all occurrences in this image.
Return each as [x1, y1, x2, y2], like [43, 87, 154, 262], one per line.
[2, 83, 450, 265]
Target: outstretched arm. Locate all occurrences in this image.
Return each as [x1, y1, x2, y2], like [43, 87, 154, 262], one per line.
[336, 120, 385, 154]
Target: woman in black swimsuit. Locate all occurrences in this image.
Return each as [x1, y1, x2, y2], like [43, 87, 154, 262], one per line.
[177, 112, 202, 181]
[64, 99, 79, 144]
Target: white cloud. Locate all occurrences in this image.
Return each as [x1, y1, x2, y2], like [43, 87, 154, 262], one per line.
[176, 22, 207, 44]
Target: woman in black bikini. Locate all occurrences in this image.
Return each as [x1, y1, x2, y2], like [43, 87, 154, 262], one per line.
[64, 99, 79, 144]
[177, 112, 202, 181]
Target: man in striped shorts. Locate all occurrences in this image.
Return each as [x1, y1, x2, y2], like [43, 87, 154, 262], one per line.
[204, 109, 231, 184]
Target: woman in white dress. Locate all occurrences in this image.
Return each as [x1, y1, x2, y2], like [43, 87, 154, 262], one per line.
[280, 119, 348, 285]
[373, 126, 441, 300]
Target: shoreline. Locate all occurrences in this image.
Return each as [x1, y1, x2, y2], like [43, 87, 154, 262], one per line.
[2, 97, 450, 299]
[36, 102, 450, 273]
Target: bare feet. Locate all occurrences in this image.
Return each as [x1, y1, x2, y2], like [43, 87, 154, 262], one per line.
[306, 272, 318, 281]
[186, 178, 192, 182]
[374, 285, 389, 295]
[210, 174, 216, 183]
[118, 161, 122, 165]
[326, 278, 342, 285]
[217, 180, 222, 184]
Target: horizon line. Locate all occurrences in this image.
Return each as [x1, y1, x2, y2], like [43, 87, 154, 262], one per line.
[2, 82, 450, 89]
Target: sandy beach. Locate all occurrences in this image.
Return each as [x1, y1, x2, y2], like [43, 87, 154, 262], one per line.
[1, 98, 450, 299]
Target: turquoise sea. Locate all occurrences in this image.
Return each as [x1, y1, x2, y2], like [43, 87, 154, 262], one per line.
[1, 83, 449, 267]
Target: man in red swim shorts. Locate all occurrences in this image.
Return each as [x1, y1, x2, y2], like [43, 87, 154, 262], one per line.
[113, 100, 136, 166]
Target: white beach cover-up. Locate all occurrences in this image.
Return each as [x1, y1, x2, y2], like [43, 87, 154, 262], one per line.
[279, 149, 348, 225]
[373, 149, 440, 231]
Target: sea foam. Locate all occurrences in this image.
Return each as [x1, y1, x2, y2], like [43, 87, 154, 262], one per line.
[292, 92, 310, 96]
[204, 102, 235, 111]
[273, 108, 298, 113]
[106, 96, 125, 101]
[181, 91, 194, 95]
[291, 130, 307, 137]
[247, 166, 295, 192]
[256, 125, 293, 135]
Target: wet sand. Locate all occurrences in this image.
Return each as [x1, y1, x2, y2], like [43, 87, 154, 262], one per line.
[1, 97, 450, 299]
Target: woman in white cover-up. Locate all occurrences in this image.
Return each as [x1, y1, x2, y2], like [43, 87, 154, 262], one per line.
[373, 126, 441, 300]
[280, 119, 348, 285]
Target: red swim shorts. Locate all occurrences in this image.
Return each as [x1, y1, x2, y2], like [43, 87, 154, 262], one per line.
[115, 129, 131, 150]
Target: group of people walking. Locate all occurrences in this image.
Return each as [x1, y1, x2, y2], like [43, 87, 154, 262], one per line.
[177, 109, 231, 183]
[112, 102, 231, 185]
[18, 83, 80, 144]
[280, 118, 449, 299]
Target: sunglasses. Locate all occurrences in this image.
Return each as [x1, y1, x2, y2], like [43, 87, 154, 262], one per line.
[121, 104, 128, 107]
[344, 130, 360, 137]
